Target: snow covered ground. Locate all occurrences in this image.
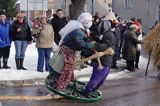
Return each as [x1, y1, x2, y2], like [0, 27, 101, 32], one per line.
[0, 43, 157, 81]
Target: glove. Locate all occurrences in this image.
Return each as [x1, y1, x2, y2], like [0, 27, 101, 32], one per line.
[91, 41, 96, 45]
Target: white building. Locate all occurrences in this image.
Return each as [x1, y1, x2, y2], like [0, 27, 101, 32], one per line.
[55, 0, 112, 17]
[113, 0, 160, 32]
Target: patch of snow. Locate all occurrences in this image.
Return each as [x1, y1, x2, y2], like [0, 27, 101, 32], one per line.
[0, 43, 154, 81]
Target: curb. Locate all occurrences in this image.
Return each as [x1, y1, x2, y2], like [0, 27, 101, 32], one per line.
[0, 78, 46, 87]
[0, 95, 62, 101]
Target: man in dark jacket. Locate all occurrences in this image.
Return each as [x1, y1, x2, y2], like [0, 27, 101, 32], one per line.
[0, 13, 11, 69]
[111, 21, 121, 69]
[51, 9, 67, 45]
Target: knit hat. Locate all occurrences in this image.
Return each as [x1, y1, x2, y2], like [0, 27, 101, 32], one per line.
[0, 10, 6, 16]
[103, 12, 119, 24]
[129, 24, 139, 31]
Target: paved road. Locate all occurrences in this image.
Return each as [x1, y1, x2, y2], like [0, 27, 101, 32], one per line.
[0, 77, 160, 106]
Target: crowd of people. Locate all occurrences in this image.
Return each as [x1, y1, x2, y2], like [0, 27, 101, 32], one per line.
[0, 8, 147, 97]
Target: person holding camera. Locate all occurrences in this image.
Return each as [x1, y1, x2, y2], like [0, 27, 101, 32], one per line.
[10, 13, 32, 70]
[32, 16, 54, 72]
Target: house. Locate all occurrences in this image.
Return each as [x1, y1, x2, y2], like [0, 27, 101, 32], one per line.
[54, 0, 112, 17]
[16, 0, 113, 19]
[16, 0, 55, 18]
[113, 0, 160, 32]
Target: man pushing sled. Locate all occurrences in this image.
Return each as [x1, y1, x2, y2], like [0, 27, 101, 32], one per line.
[46, 12, 117, 102]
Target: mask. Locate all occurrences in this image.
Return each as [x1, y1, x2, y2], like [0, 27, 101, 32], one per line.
[98, 20, 111, 34]
[82, 21, 93, 29]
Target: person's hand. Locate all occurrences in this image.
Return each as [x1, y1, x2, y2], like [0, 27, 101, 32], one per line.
[28, 41, 32, 45]
[34, 24, 39, 28]
[99, 35, 103, 40]
[91, 41, 96, 45]
[39, 25, 44, 31]
[17, 28, 21, 32]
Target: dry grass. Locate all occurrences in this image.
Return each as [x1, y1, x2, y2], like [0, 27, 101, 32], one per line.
[143, 23, 160, 70]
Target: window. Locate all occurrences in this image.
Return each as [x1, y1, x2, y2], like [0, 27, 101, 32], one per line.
[156, 4, 160, 21]
[124, 0, 133, 8]
[158, 5, 160, 21]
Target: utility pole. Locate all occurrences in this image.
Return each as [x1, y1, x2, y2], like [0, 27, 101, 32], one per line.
[27, 0, 29, 20]
[112, 0, 114, 12]
[42, 0, 44, 15]
[91, 0, 94, 15]
[147, 0, 150, 30]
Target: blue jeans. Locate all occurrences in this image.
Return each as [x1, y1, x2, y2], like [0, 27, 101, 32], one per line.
[14, 41, 28, 59]
[37, 48, 52, 72]
[85, 63, 110, 95]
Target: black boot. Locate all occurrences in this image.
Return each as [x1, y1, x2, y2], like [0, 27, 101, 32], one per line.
[3, 58, 11, 69]
[20, 58, 27, 70]
[15, 58, 21, 70]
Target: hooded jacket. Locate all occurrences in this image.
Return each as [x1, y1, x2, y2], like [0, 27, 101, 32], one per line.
[93, 20, 116, 66]
[0, 21, 11, 48]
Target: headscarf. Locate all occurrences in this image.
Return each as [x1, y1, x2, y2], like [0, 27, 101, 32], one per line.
[58, 20, 84, 47]
[58, 12, 93, 47]
[77, 12, 93, 29]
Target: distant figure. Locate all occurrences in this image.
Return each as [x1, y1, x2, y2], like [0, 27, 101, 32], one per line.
[134, 18, 143, 69]
[93, 12, 100, 19]
[122, 24, 143, 71]
[111, 19, 120, 69]
[154, 20, 159, 26]
[51, 9, 67, 45]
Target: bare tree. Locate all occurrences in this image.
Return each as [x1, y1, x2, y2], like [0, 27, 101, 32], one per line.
[70, 0, 86, 20]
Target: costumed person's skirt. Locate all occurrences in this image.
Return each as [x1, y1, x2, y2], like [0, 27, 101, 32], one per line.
[51, 46, 75, 89]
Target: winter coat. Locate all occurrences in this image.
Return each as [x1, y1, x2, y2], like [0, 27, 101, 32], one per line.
[137, 34, 143, 51]
[122, 30, 143, 61]
[51, 15, 67, 44]
[10, 20, 32, 41]
[114, 27, 121, 47]
[62, 28, 93, 51]
[90, 20, 116, 67]
[93, 31, 116, 66]
[0, 21, 11, 48]
[90, 22, 100, 41]
[32, 24, 54, 48]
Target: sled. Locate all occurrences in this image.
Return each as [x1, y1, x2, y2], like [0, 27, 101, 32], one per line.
[45, 48, 114, 102]
[45, 72, 102, 103]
